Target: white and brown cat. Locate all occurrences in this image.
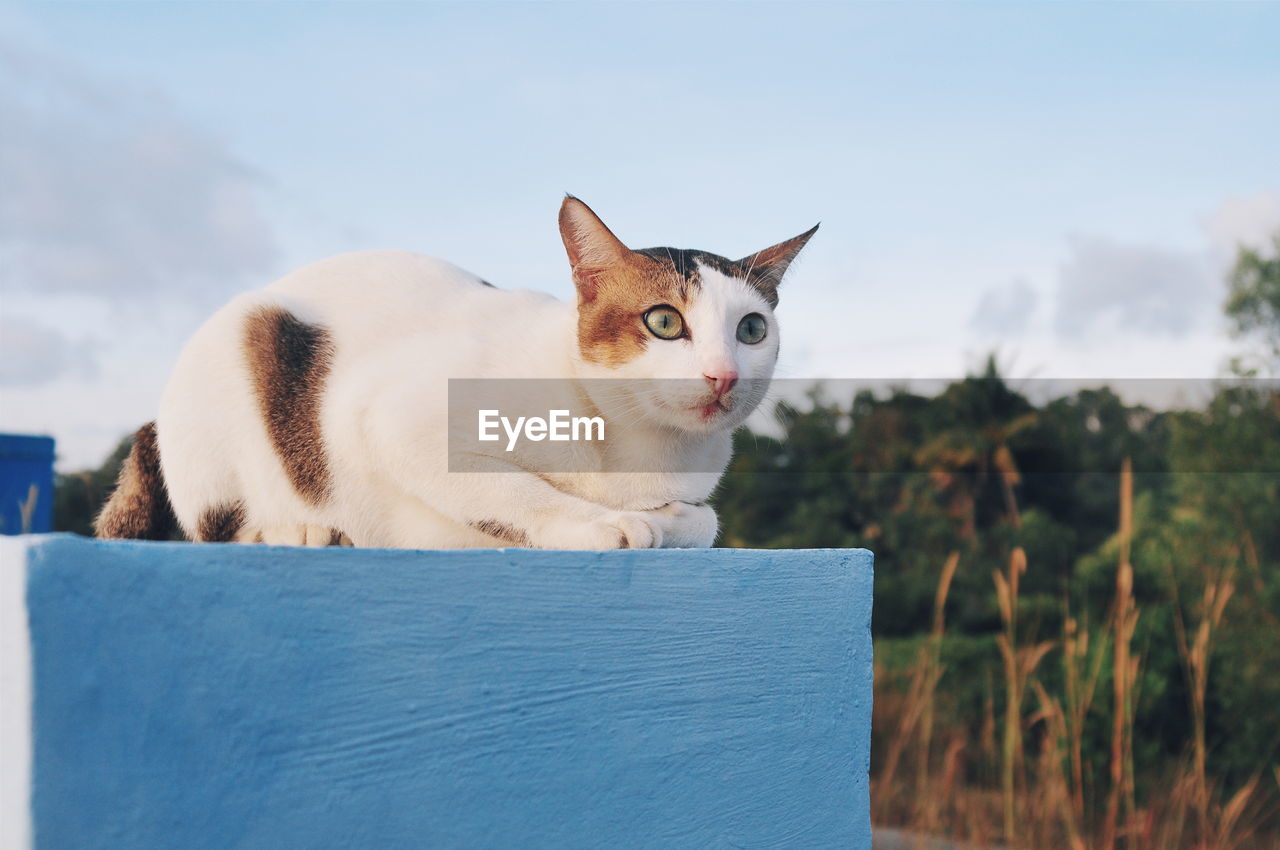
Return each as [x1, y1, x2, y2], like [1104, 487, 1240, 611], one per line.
[97, 197, 816, 549]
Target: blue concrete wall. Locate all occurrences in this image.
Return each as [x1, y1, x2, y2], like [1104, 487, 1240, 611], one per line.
[15, 536, 873, 849]
[0, 436, 54, 535]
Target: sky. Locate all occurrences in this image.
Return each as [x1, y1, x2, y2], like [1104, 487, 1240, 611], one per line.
[1, 1, 1278, 469]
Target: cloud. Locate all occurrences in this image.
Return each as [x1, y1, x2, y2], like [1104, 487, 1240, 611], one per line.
[1203, 191, 1280, 261]
[0, 39, 277, 302]
[1052, 236, 1213, 339]
[969, 278, 1039, 337]
[0, 315, 99, 387]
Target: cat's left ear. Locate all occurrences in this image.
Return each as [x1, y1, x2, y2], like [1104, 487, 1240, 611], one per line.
[737, 224, 819, 307]
[559, 196, 634, 303]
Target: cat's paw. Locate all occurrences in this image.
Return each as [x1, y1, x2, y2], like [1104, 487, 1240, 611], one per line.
[303, 524, 339, 547]
[610, 511, 663, 549]
[534, 511, 662, 550]
[245, 524, 346, 547]
[645, 501, 718, 548]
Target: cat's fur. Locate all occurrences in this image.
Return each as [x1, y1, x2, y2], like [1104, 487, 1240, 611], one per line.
[96, 198, 816, 549]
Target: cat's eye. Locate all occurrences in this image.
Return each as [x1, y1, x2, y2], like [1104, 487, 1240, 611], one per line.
[737, 313, 768, 345]
[643, 305, 685, 340]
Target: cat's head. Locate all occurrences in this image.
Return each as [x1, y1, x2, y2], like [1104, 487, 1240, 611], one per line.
[559, 196, 816, 434]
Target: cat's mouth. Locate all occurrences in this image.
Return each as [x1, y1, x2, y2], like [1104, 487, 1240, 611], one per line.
[647, 392, 737, 428]
[694, 396, 733, 420]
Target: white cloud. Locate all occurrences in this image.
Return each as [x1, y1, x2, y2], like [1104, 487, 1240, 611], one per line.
[1046, 193, 1279, 342]
[0, 39, 277, 302]
[0, 315, 98, 387]
[1202, 190, 1280, 262]
[969, 278, 1039, 337]
[1053, 236, 1213, 339]
[0, 38, 283, 464]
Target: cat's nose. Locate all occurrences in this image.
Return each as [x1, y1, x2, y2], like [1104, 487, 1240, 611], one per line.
[704, 370, 738, 398]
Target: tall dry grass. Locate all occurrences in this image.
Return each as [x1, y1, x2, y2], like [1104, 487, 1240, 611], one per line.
[870, 460, 1275, 849]
[1164, 539, 1267, 850]
[993, 545, 1053, 844]
[876, 551, 959, 830]
[19, 483, 39, 534]
[1062, 602, 1109, 833]
[1103, 457, 1140, 850]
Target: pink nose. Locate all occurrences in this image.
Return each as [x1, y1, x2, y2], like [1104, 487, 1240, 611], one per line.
[704, 370, 738, 398]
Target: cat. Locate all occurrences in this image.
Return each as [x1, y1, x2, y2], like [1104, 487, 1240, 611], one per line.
[96, 197, 816, 549]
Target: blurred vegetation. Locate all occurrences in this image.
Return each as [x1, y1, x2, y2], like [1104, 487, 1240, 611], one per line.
[1225, 233, 1280, 373]
[713, 374, 1278, 846]
[711, 235, 1280, 847]
[53, 434, 132, 536]
[56, 236, 1280, 847]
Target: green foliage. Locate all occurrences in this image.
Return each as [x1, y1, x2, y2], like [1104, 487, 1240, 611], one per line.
[1225, 233, 1280, 372]
[715, 369, 1280, 800]
[53, 435, 131, 536]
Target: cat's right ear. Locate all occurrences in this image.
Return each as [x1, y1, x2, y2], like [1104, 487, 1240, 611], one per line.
[559, 196, 631, 302]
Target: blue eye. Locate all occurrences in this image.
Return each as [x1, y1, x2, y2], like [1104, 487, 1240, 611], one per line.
[737, 313, 767, 344]
[643, 305, 685, 340]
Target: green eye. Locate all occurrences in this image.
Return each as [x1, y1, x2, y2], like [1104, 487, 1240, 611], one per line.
[643, 305, 685, 340]
[737, 313, 768, 344]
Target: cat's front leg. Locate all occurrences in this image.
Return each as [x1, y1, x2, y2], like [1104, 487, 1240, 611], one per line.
[369, 393, 670, 549]
[372, 441, 665, 549]
[644, 501, 719, 548]
[453, 474, 668, 550]
[236, 525, 349, 546]
[451, 458, 670, 549]
[531, 509, 664, 550]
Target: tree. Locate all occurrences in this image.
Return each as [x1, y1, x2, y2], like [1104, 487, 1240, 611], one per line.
[52, 435, 130, 535]
[1224, 233, 1280, 373]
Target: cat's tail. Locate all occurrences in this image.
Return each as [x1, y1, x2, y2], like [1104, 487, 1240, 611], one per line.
[95, 421, 179, 540]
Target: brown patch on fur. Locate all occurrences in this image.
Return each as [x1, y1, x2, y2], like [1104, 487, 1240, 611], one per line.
[469, 519, 532, 547]
[327, 529, 355, 547]
[95, 422, 179, 540]
[574, 250, 698, 366]
[242, 305, 335, 504]
[197, 502, 245, 542]
[559, 196, 680, 365]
